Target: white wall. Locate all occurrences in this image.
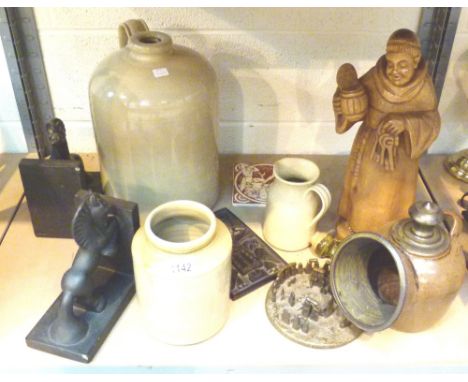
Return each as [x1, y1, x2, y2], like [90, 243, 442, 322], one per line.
[32, 7, 428, 154]
[0, 39, 27, 153]
[436, 8, 468, 154]
[4, 7, 466, 154]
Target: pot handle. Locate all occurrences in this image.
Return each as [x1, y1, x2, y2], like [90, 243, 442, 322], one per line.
[304, 183, 332, 227]
[443, 210, 462, 239]
[118, 19, 149, 48]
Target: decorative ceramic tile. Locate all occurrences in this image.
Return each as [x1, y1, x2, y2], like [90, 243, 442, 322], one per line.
[232, 163, 274, 206]
[214, 208, 287, 300]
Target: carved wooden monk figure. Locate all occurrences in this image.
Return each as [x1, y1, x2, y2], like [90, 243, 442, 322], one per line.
[333, 29, 441, 239]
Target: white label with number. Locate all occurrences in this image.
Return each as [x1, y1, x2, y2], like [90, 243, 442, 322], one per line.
[171, 262, 193, 274]
[152, 67, 169, 78]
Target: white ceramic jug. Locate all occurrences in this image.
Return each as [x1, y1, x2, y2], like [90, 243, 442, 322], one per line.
[263, 158, 331, 251]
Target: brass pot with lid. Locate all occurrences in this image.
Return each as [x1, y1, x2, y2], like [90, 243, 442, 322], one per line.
[321, 201, 466, 333]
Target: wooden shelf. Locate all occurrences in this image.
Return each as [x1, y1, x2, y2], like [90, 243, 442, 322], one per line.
[0, 154, 25, 242]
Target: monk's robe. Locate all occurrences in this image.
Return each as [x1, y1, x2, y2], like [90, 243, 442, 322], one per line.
[335, 56, 440, 237]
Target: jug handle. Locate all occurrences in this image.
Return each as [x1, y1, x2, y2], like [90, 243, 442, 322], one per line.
[118, 19, 149, 48]
[304, 183, 332, 227]
[443, 210, 462, 239]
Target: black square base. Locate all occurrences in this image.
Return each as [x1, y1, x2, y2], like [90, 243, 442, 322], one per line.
[26, 270, 134, 363]
[19, 158, 102, 238]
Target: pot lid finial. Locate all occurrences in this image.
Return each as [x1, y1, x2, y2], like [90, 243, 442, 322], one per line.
[391, 201, 450, 257]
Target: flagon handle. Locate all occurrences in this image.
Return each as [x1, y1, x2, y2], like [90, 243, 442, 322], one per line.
[118, 19, 149, 48]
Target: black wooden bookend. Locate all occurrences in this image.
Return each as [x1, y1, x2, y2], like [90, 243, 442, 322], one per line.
[26, 190, 139, 363]
[19, 118, 102, 238]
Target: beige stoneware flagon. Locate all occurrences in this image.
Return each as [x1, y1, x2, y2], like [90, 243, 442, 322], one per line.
[89, 19, 220, 213]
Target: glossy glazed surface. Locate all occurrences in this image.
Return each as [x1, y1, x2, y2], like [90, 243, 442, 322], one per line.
[89, 24, 219, 213]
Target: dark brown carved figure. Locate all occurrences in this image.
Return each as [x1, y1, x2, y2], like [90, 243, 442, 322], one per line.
[333, 29, 441, 239]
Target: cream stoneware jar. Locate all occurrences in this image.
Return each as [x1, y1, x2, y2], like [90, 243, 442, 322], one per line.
[263, 157, 331, 251]
[89, 19, 220, 213]
[131, 200, 232, 345]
